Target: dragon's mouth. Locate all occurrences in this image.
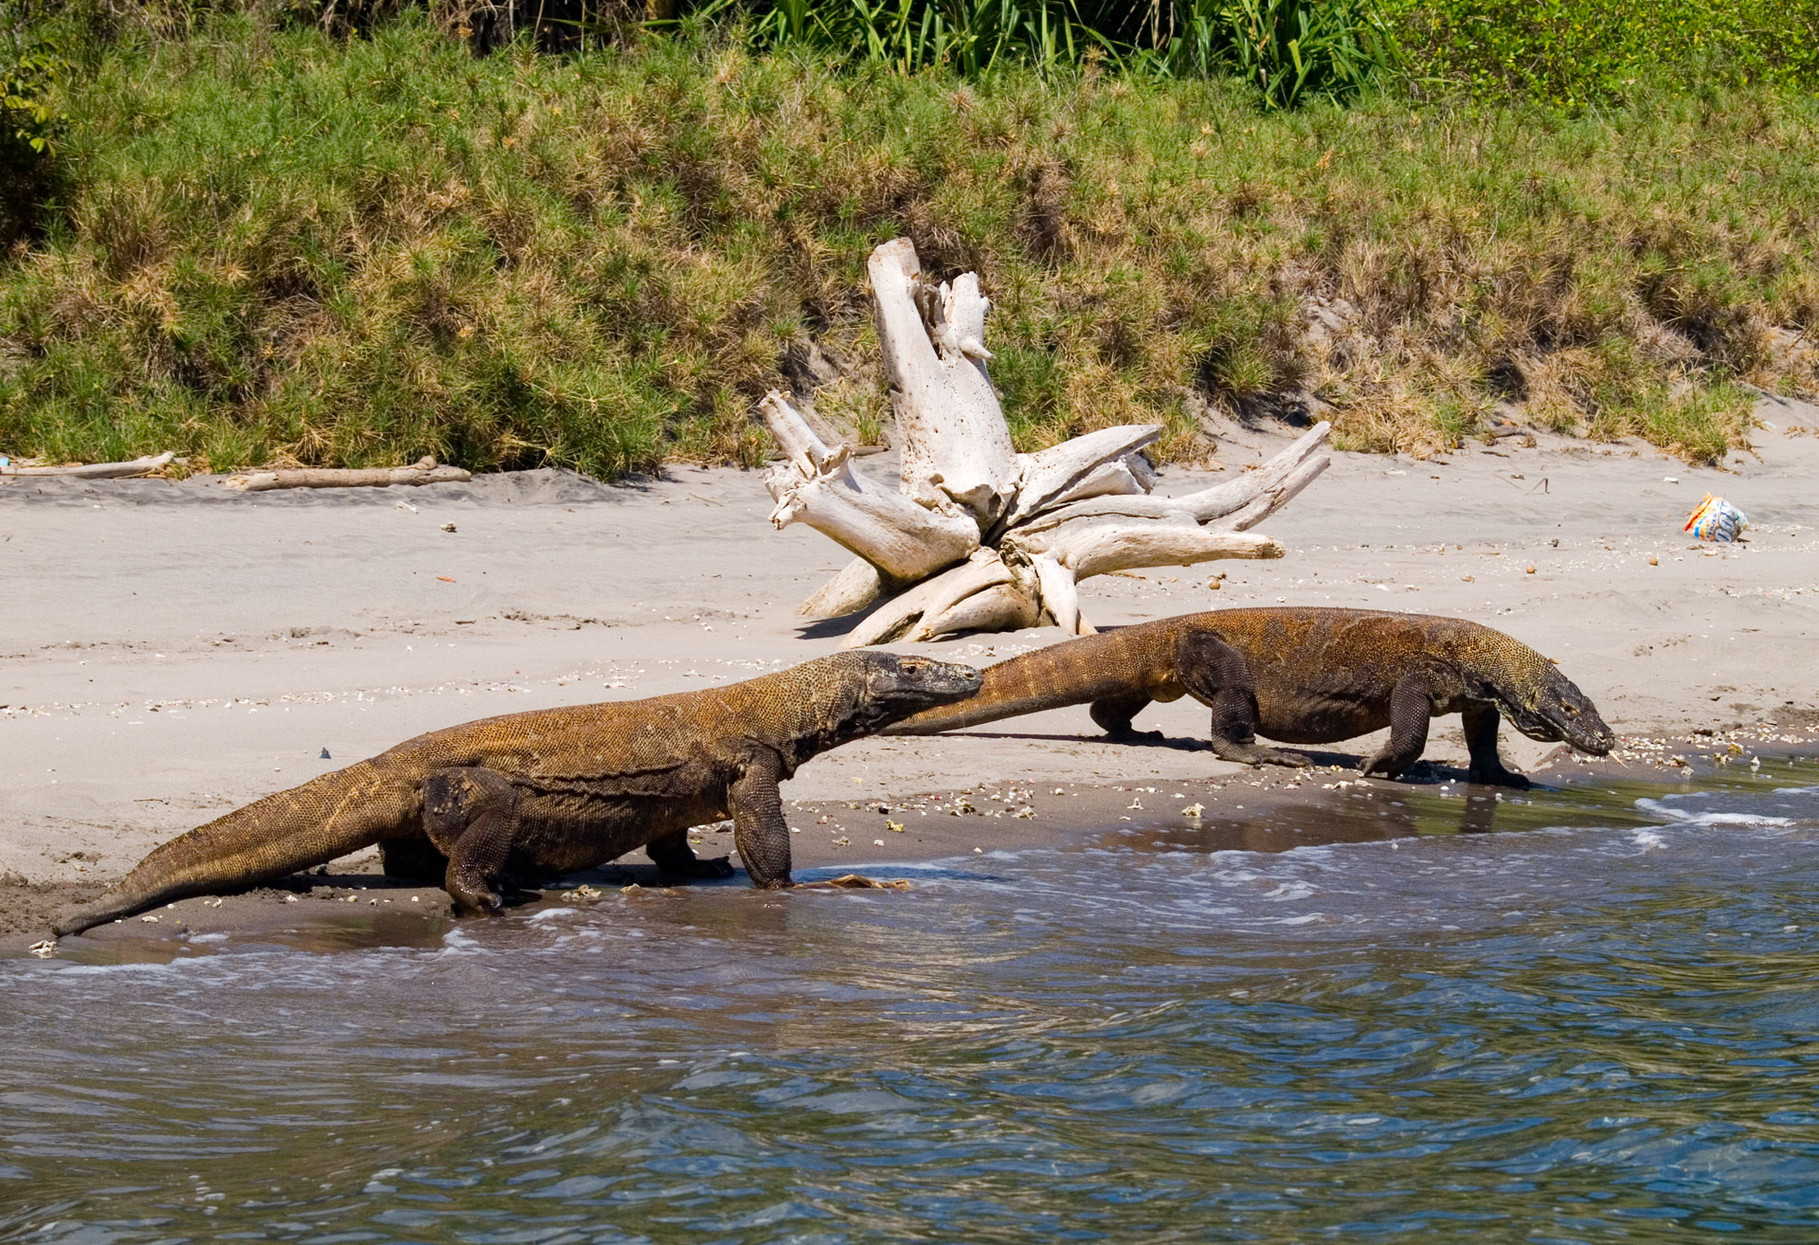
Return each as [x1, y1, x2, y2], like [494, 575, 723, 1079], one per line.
[1571, 725, 1617, 756]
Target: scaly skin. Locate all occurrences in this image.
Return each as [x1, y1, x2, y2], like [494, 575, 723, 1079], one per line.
[53, 652, 981, 937]
[887, 608, 1615, 786]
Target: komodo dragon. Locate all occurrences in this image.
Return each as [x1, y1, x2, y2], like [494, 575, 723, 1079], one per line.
[887, 608, 1615, 786]
[52, 651, 981, 937]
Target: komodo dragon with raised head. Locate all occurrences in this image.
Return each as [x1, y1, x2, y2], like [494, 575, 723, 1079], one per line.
[53, 651, 981, 937]
[887, 608, 1614, 786]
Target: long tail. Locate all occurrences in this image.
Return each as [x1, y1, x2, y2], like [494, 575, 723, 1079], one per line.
[54, 760, 419, 937]
[884, 627, 1163, 734]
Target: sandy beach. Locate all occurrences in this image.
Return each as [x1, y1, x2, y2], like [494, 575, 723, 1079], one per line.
[3, 402, 1816, 947]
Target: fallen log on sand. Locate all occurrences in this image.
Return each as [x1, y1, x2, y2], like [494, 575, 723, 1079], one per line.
[1, 452, 175, 479]
[225, 456, 471, 492]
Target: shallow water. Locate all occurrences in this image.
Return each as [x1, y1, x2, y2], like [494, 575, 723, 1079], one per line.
[5, 761, 1819, 1243]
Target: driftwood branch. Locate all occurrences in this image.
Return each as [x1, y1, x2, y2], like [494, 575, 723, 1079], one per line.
[760, 392, 978, 583]
[758, 238, 1330, 643]
[871, 240, 1019, 522]
[1, 452, 175, 479]
[1028, 551, 1087, 635]
[797, 557, 890, 619]
[225, 456, 471, 492]
[843, 553, 1015, 648]
[1000, 424, 1162, 530]
[1013, 422, 1331, 532]
[1012, 519, 1284, 580]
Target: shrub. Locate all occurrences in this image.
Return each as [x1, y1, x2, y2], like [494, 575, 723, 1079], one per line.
[0, 8, 63, 246]
[1395, 0, 1819, 108]
[1162, 0, 1398, 107]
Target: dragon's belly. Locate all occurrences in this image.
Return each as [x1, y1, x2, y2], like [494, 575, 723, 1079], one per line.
[1253, 683, 1394, 745]
[503, 784, 730, 877]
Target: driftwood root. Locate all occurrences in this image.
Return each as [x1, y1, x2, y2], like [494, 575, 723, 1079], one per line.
[760, 237, 1331, 641]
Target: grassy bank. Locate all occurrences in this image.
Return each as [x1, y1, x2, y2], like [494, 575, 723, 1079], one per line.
[1, 11, 1815, 475]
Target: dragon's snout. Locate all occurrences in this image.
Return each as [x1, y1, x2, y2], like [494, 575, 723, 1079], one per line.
[901, 658, 983, 698]
[858, 652, 984, 705]
[1573, 715, 1617, 756]
[1547, 681, 1615, 755]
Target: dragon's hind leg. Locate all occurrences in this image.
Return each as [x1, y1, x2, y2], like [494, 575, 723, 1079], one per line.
[1177, 631, 1308, 767]
[1090, 693, 1160, 740]
[422, 767, 523, 915]
[1361, 673, 1432, 779]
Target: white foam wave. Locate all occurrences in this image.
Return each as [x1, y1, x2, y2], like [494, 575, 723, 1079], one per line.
[1635, 798, 1796, 828]
[40, 959, 189, 978]
[437, 926, 488, 957]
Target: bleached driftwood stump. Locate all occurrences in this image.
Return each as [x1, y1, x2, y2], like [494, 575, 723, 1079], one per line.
[762, 238, 1331, 647]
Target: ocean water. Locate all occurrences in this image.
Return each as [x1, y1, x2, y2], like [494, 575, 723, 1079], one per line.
[4, 760, 1819, 1243]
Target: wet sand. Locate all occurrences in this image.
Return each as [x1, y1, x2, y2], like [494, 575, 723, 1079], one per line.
[4, 404, 1816, 949]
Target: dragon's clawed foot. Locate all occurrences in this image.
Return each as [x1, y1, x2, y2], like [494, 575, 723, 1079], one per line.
[1213, 740, 1310, 768]
[1360, 751, 1411, 780]
[446, 874, 505, 916]
[1105, 726, 1167, 743]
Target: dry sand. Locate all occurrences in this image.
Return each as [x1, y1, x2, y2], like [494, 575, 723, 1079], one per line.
[4, 399, 1816, 947]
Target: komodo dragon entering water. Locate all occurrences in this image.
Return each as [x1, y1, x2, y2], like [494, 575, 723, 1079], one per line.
[52, 651, 981, 937]
[887, 608, 1615, 786]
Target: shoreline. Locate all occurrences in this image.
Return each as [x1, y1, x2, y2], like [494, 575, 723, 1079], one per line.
[3, 415, 1816, 951]
[9, 736, 1814, 956]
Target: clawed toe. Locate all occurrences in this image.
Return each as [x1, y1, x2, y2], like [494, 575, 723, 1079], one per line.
[1211, 739, 1309, 768]
[447, 877, 504, 916]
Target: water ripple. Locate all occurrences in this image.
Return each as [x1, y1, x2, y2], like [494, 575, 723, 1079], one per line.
[5, 761, 1819, 1241]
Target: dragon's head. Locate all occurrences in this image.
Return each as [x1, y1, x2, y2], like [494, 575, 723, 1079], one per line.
[792, 651, 983, 756]
[1482, 653, 1615, 756]
[856, 651, 983, 726]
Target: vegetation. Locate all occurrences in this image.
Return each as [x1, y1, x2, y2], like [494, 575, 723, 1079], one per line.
[739, 0, 1397, 108]
[1397, 0, 1819, 110]
[0, 3, 1813, 476]
[0, 6, 63, 247]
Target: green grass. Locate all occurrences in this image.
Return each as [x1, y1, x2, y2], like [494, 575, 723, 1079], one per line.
[735, 0, 1396, 108]
[0, 7, 1814, 475]
[1395, 0, 1819, 110]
